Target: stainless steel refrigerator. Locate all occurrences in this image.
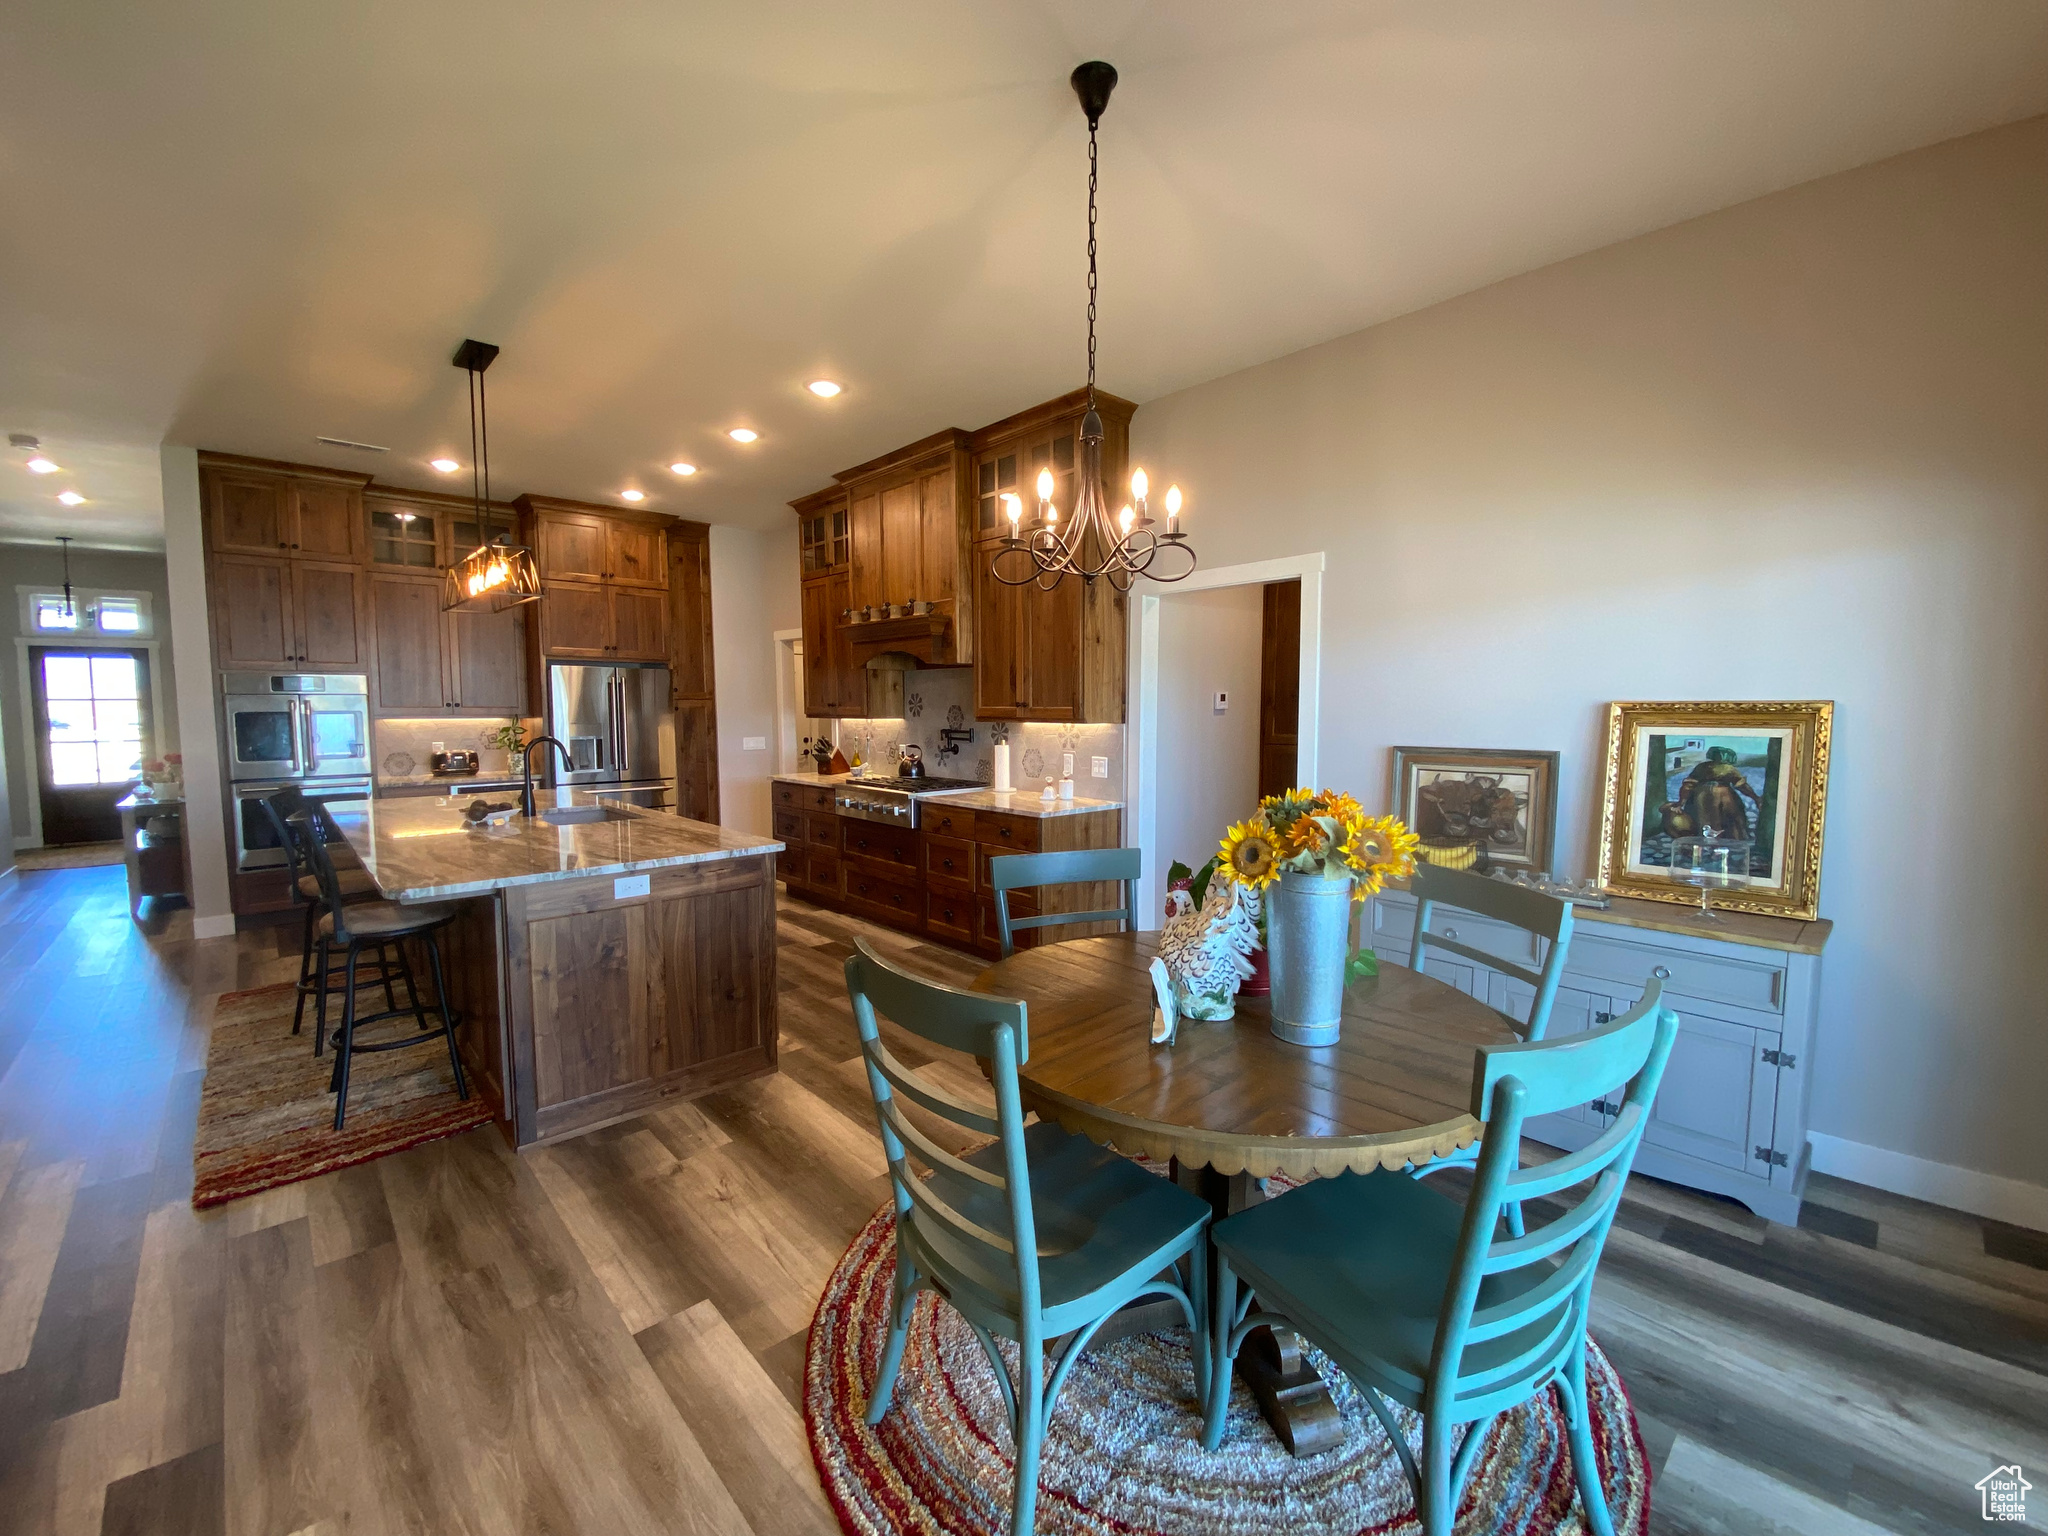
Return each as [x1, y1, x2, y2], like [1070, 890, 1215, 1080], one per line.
[546, 662, 674, 809]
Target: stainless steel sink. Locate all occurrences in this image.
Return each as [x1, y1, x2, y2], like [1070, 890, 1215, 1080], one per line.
[535, 805, 634, 825]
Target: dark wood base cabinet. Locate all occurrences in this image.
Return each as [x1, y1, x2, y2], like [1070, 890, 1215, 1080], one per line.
[773, 780, 1120, 958]
[433, 853, 778, 1149]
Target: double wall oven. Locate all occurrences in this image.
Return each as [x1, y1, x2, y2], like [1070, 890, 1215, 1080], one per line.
[223, 672, 373, 871]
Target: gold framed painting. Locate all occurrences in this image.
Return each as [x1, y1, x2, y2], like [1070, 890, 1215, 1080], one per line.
[1597, 700, 1833, 920]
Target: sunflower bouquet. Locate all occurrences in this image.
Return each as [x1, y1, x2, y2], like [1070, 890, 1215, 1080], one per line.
[1217, 788, 1420, 903]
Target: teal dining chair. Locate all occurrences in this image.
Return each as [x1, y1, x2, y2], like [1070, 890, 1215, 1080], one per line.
[989, 847, 1142, 958]
[846, 938, 1211, 1536]
[1409, 862, 1575, 1041]
[1202, 982, 1680, 1536]
[1406, 863, 1581, 1233]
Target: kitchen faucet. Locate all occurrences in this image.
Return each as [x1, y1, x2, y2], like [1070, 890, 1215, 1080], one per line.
[521, 735, 576, 819]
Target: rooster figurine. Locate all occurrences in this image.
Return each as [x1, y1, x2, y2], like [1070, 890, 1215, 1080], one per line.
[1155, 876, 1262, 1025]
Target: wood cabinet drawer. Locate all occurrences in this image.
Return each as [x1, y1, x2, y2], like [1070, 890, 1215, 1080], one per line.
[773, 781, 839, 813]
[977, 893, 1039, 952]
[842, 820, 920, 870]
[843, 864, 920, 927]
[924, 833, 974, 890]
[920, 803, 977, 840]
[805, 812, 839, 847]
[807, 847, 841, 892]
[771, 808, 803, 844]
[1567, 933, 1785, 1015]
[977, 841, 1050, 891]
[924, 889, 975, 946]
[974, 810, 1042, 853]
[778, 845, 807, 886]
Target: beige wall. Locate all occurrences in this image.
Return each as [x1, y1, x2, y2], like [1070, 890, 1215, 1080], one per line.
[1129, 118, 2048, 1204]
[711, 522, 801, 835]
[1155, 586, 1266, 882]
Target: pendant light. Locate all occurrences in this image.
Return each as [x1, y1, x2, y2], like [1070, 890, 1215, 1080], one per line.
[991, 61, 1195, 593]
[442, 339, 542, 613]
[55, 535, 75, 619]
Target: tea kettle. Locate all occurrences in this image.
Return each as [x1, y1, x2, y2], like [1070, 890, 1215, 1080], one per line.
[897, 744, 926, 779]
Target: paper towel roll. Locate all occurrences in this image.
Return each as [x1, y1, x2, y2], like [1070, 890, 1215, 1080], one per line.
[993, 743, 1012, 792]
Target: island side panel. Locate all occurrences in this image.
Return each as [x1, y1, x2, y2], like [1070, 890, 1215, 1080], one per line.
[437, 894, 514, 1133]
[502, 853, 779, 1147]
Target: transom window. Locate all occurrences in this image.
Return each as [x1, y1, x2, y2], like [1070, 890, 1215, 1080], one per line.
[24, 588, 153, 637]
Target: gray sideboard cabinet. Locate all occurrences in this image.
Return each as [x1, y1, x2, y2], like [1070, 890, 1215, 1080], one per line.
[1365, 887, 1831, 1224]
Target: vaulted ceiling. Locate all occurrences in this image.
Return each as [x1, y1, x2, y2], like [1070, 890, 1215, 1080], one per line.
[3, 0, 2045, 549]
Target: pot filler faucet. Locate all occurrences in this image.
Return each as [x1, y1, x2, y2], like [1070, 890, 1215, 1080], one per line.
[521, 735, 576, 819]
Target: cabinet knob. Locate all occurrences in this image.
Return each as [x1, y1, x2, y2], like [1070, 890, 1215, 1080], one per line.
[1442, 925, 1459, 939]
[1652, 965, 1672, 980]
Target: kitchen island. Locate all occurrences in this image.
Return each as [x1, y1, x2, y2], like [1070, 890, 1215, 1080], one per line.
[326, 792, 783, 1149]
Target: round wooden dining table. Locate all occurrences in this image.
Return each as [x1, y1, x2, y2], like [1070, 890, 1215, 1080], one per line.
[971, 929, 1519, 1455]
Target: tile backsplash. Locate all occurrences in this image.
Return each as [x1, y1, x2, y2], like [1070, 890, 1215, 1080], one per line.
[821, 668, 1124, 795]
[374, 717, 538, 783]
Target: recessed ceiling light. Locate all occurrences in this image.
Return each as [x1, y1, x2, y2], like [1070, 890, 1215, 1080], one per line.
[620, 489, 645, 502]
[728, 428, 758, 443]
[26, 457, 59, 474]
[58, 490, 85, 505]
[807, 380, 841, 398]
[669, 462, 697, 476]
[430, 458, 460, 473]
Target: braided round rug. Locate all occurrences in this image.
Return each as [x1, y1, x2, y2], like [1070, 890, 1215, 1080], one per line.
[805, 1202, 1650, 1536]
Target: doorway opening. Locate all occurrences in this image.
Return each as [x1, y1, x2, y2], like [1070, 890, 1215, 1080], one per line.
[1131, 553, 1323, 926]
[30, 646, 154, 845]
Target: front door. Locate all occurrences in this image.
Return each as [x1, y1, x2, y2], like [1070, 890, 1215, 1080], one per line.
[31, 647, 154, 845]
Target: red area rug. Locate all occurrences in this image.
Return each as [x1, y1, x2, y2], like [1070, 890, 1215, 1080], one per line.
[805, 1201, 1650, 1535]
[192, 980, 491, 1207]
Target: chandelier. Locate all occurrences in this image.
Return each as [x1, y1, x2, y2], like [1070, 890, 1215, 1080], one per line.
[442, 338, 542, 612]
[991, 61, 1195, 593]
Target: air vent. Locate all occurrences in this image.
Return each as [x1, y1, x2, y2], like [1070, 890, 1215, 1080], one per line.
[314, 435, 389, 453]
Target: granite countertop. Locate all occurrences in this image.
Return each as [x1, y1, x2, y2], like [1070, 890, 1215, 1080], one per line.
[770, 772, 1121, 818]
[326, 790, 783, 903]
[922, 787, 1124, 818]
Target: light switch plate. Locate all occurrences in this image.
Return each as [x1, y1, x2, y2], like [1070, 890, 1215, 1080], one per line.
[1062, 752, 1075, 776]
[1213, 691, 1229, 713]
[742, 735, 767, 751]
[1091, 756, 1109, 779]
[614, 873, 651, 900]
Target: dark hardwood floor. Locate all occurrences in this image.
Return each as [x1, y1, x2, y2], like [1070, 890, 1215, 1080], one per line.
[0, 863, 2041, 1534]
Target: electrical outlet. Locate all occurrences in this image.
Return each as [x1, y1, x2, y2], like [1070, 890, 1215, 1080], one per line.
[1213, 691, 1229, 713]
[741, 735, 766, 751]
[1062, 752, 1074, 777]
[1090, 756, 1108, 779]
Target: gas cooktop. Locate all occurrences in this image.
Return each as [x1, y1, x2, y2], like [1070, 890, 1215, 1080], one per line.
[834, 776, 990, 826]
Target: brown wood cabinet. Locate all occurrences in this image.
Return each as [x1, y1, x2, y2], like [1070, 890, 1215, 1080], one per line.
[366, 487, 520, 574]
[204, 460, 367, 561]
[519, 496, 674, 660]
[776, 783, 1120, 958]
[667, 524, 720, 824]
[208, 551, 367, 670]
[969, 390, 1133, 723]
[791, 391, 1130, 727]
[369, 570, 528, 715]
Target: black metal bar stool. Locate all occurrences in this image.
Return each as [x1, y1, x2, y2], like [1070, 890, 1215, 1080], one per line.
[291, 811, 469, 1131]
[260, 788, 411, 1052]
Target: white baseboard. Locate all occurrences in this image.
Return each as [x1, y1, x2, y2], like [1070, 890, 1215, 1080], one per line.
[1808, 1132, 2048, 1230]
[0, 863, 16, 882]
[192, 913, 238, 940]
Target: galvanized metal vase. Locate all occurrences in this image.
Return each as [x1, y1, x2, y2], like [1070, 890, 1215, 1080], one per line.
[1266, 869, 1352, 1046]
